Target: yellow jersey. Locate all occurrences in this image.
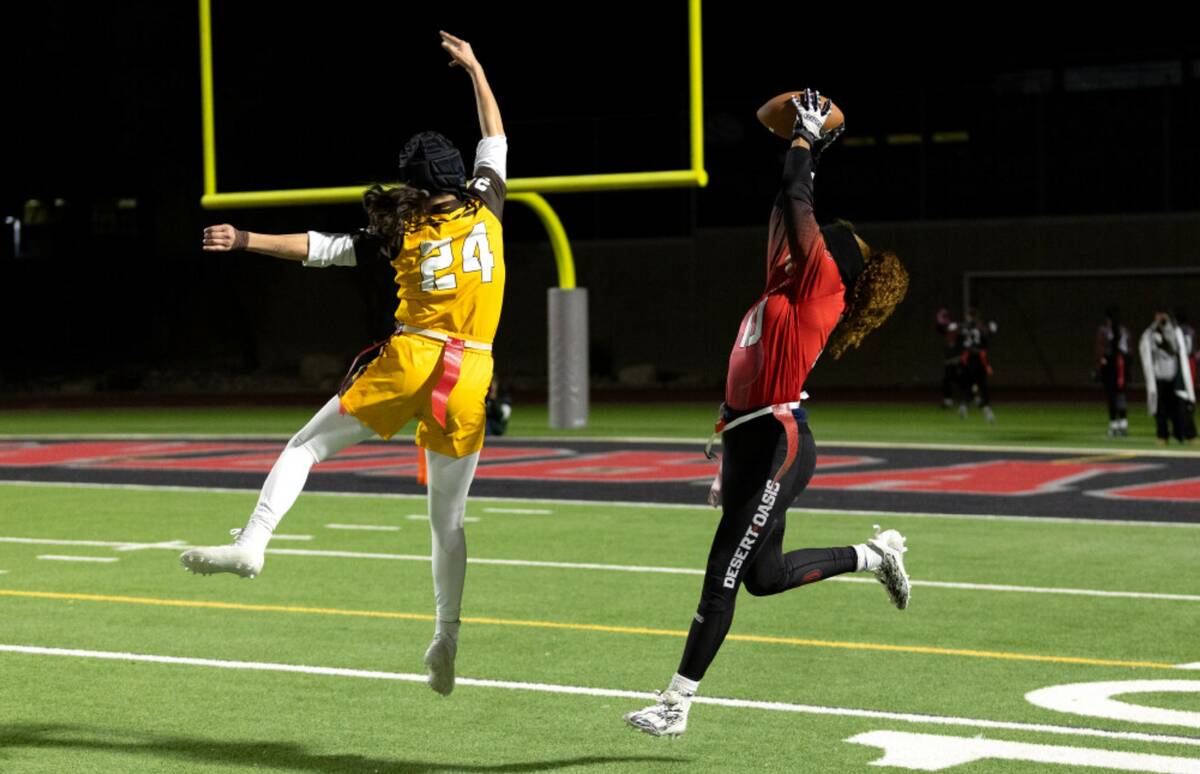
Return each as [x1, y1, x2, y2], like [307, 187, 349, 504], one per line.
[392, 168, 506, 346]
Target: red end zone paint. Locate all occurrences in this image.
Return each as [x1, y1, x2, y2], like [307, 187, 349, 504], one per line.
[0, 442, 1166, 496]
[809, 460, 1157, 496]
[0, 442, 563, 474]
[472, 452, 876, 483]
[0, 442, 876, 483]
[1088, 477, 1200, 503]
[0, 441, 270, 467]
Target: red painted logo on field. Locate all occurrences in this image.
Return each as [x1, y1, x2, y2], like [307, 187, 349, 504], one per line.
[1088, 477, 1200, 503]
[0, 442, 1171, 495]
[0, 442, 878, 483]
[808, 460, 1156, 496]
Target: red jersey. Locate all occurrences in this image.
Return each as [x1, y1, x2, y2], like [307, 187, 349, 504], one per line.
[725, 148, 846, 410]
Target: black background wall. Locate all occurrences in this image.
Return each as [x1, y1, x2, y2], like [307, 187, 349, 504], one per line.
[5, 4, 1198, 398]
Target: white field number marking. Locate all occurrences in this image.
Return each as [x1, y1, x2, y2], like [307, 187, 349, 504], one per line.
[848, 679, 1200, 771]
[1025, 681, 1200, 729]
[847, 731, 1200, 773]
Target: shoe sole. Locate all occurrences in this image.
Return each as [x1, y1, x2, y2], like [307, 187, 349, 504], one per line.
[424, 643, 455, 697]
[623, 713, 685, 738]
[179, 551, 260, 579]
[876, 551, 911, 610]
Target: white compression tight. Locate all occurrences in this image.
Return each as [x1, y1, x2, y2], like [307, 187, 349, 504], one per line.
[240, 396, 375, 551]
[426, 449, 480, 629]
[238, 395, 481, 634]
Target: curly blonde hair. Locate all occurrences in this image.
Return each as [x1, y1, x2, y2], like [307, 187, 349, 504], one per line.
[827, 240, 909, 359]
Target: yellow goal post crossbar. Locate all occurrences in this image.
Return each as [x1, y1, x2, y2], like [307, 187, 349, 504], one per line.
[197, 0, 707, 290]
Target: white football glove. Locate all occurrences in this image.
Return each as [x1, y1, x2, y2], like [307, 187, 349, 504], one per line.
[791, 88, 831, 145]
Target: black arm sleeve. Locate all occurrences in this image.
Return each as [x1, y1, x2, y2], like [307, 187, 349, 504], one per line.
[777, 146, 825, 291]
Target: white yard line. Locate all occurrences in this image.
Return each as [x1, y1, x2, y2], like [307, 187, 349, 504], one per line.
[113, 540, 189, 553]
[483, 507, 553, 514]
[2, 480, 1197, 529]
[36, 555, 118, 563]
[325, 524, 400, 532]
[2, 534, 1197, 602]
[269, 535, 312, 541]
[831, 576, 1200, 603]
[0, 643, 1197, 748]
[404, 515, 479, 523]
[1177, 663, 1200, 670]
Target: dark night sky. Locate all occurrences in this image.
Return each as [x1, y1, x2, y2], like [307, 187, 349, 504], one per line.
[3, 5, 1198, 393]
[10, 4, 1198, 239]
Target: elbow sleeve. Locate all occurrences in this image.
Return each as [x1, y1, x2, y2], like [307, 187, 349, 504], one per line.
[304, 232, 357, 268]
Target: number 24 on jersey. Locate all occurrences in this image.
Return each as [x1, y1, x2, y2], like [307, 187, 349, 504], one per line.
[419, 223, 495, 292]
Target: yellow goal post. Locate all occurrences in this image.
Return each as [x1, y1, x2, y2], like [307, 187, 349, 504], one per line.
[197, 0, 708, 292]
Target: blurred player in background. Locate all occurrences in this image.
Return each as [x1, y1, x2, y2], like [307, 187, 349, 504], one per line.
[181, 32, 505, 696]
[935, 307, 962, 408]
[1178, 309, 1199, 441]
[485, 377, 512, 435]
[1095, 307, 1130, 438]
[624, 90, 911, 739]
[1139, 308, 1196, 445]
[1177, 309, 1198, 390]
[956, 308, 997, 422]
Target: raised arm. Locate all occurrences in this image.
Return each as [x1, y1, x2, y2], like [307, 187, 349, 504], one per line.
[440, 31, 504, 138]
[777, 90, 835, 288]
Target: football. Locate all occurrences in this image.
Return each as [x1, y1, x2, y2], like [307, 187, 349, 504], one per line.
[756, 91, 845, 141]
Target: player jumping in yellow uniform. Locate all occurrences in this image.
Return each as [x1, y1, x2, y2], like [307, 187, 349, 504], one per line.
[181, 31, 504, 697]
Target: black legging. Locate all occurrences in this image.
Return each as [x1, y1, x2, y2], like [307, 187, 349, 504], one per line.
[678, 407, 857, 682]
[1100, 359, 1127, 421]
[959, 353, 991, 408]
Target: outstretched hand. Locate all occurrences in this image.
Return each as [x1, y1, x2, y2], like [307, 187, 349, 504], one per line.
[791, 88, 831, 146]
[202, 224, 248, 252]
[440, 31, 479, 72]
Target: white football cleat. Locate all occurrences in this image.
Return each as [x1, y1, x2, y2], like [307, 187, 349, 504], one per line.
[983, 406, 996, 423]
[179, 529, 264, 579]
[424, 635, 457, 696]
[624, 690, 691, 738]
[867, 525, 911, 610]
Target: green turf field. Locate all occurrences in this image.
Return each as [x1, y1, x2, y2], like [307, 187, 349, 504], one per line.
[1, 482, 1198, 773]
[0, 400, 1192, 450]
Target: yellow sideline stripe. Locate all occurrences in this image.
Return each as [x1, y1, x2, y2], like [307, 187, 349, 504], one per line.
[0, 589, 1177, 670]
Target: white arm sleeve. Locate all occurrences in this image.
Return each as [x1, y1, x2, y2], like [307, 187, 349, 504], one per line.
[473, 135, 508, 181]
[303, 231, 357, 268]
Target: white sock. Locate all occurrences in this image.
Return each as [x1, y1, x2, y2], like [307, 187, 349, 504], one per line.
[668, 673, 699, 697]
[427, 449, 480, 624]
[240, 396, 374, 553]
[1119, 418, 1128, 430]
[435, 618, 461, 642]
[853, 543, 882, 572]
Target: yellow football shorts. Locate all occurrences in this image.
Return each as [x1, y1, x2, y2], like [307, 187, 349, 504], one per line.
[339, 332, 493, 458]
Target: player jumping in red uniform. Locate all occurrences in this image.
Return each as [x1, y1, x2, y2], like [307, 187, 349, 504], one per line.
[624, 90, 911, 738]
